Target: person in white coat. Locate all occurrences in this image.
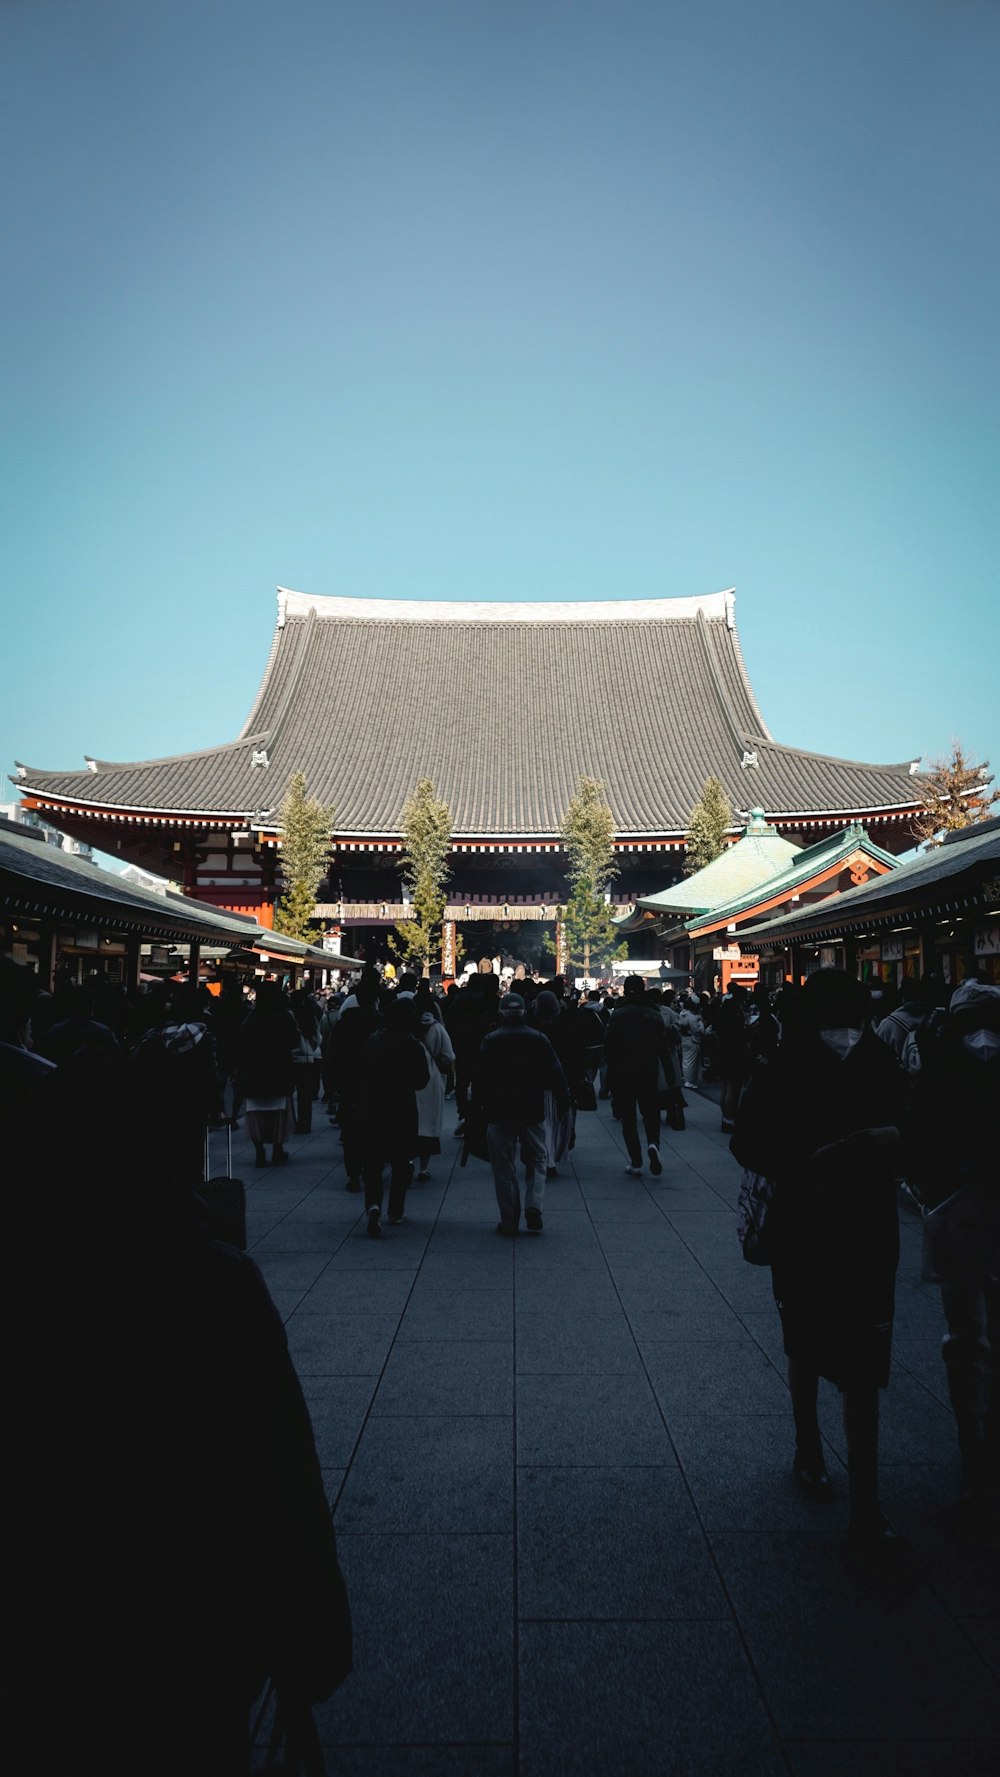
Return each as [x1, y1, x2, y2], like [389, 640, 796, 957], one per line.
[414, 1009, 456, 1179]
[678, 991, 705, 1089]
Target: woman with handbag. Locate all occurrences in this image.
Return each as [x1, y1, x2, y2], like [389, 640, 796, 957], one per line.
[732, 969, 908, 1572]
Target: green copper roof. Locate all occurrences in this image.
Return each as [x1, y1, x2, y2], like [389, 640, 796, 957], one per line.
[633, 810, 801, 919]
[683, 823, 899, 933]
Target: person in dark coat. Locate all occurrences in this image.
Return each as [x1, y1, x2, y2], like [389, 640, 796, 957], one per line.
[473, 991, 569, 1234]
[360, 996, 430, 1236]
[732, 969, 908, 1570]
[604, 974, 671, 1177]
[715, 981, 752, 1131]
[5, 1045, 351, 1777]
[907, 979, 1000, 1534]
[444, 973, 496, 1135]
[330, 968, 385, 1192]
[236, 981, 298, 1166]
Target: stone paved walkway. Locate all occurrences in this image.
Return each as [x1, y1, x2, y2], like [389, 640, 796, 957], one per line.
[243, 1086, 1000, 1776]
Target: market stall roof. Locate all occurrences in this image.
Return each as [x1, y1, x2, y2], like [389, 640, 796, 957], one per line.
[0, 824, 361, 965]
[740, 818, 1000, 948]
[251, 927, 360, 969]
[0, 823, 263, 948]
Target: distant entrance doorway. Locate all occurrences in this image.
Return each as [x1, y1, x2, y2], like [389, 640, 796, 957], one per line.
[455, 918, 557, 979]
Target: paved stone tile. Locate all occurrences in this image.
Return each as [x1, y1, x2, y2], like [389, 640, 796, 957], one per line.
[251, 1250, 332, 1293]
[372, 1339, 513, 1415]
[317, 1751, 514, 1776]
[315, 1534, 513, 1746]
[711, 1531, 1000, 1740]
[398, 1286, 514, 1342]
[515, 1315, 644, 1376]
[335, 1416, 513, 1532]
[300, 1376, 378, 1467]
[517, 1464, 726, 1621]
[299, 1270, 417, 1315]
[518, 1621, 785, 1777]
[517, 1373, 670, 1466]
[643, 1337, 791, 1419]
[625, 1305, 753, 1344]
[511, 1279, 621, 1322]
[321, 1239, 427, 1271]
[286, 1312, 400, 1377]
[322, 1467, 346, 1508]
[671, 1412, 839, 1535]
[784, 1742, 1000, 1776]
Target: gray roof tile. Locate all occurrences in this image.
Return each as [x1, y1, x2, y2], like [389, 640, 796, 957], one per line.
[16, 592, 922, 838]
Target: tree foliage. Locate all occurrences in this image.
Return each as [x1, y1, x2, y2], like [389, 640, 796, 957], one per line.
[392, 777, 453, 973]
[558, 776, 626, 975]
[273, 771, 334, 941]
[912, 742, 1000, 848]
[684, 775, 733, 876]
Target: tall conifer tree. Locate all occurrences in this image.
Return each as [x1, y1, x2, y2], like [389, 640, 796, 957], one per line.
[392, 778, 453, 974]
[684, 776, 732, 875]
[273, 772, 334, 941]
[559, 776, 627, 976]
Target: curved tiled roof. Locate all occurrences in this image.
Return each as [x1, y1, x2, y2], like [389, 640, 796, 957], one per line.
[16, 590, 923, 838]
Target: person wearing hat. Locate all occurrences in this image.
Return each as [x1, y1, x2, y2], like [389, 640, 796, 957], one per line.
[732, 969, 909, 1571]
[472, 992, 569, 1234]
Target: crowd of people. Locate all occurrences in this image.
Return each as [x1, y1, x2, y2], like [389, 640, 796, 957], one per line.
[2, 946, 997, 1765]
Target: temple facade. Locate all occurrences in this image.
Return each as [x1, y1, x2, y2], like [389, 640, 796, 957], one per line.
[15, 588, 926, 967]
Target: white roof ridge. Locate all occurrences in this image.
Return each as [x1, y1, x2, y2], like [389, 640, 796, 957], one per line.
[276, 587, 735, 625]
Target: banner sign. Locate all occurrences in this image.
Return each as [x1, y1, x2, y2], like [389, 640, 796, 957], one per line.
[441, 921, 456, 977]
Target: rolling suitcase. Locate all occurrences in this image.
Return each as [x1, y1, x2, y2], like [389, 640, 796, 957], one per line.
[198, 1123, 247, 1250]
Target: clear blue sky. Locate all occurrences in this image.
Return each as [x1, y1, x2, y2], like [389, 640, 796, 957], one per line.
[3, 0, 998, 819]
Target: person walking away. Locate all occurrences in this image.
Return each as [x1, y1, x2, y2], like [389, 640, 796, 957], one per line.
[414, 1005, 456, 1179]
[318, 987, 346, 1120]
[329, 968, 384, 1192]
[678, 991, 704, 1089]
[236, 982, 297, 1167]
[473, 992, 568, 1234]
[444, 972, 494, 1136]
[604, 974, 670, 1177]
[290, 988, 323, 1134]
[360, 997, 429, 1237]
[715, 982, 751, 1132]
[907, 980, 1000, 1538]
[732, 969, 908, 1572]
[531, 989, 578, 1176]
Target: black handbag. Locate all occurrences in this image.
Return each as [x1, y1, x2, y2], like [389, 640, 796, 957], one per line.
[460, 1103, 491, 1165]
[575, 1077, 597, 1112]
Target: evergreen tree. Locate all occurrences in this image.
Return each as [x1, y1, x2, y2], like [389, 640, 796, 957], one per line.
[273, 771, 334, 941]
[912, 742, 1000, 847]
[684, 775, 732, 875]
[558, 776, 627, 976]
[392, 778, 453, 974]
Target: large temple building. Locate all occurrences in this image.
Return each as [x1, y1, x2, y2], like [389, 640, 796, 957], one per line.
[15, 588, 926, 967]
